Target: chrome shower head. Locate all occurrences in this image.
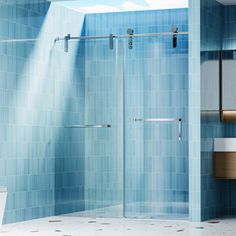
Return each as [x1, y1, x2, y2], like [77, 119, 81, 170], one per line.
[171, 26, 178, 33]
[127, 28, 134, 35]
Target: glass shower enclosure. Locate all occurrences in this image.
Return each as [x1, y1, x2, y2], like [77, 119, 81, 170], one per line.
[54, 33, 189, 219]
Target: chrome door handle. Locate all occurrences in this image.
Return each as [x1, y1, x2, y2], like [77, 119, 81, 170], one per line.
[133, 118, 182, 140]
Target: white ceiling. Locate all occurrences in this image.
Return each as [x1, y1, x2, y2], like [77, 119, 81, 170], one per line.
[216, 0, 236, 5]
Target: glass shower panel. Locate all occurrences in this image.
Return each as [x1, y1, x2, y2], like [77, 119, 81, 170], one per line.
[52, 37, 125, 218]
[83, 39, 124, 217]
[124, 36, 189, 218]
[53, 38, 124, 217]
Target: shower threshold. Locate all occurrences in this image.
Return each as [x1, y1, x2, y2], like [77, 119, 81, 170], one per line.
[63, 202, 189, 220]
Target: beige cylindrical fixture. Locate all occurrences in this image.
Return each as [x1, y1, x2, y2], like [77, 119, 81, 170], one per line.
[214, 138, 236, 179]
[221, 110, 236, 122]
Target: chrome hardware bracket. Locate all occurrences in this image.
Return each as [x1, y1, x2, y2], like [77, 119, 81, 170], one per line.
[134, 118, 182, 140]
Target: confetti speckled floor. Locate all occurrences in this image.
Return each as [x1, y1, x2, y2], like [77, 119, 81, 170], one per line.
[0, 216, 235, 236]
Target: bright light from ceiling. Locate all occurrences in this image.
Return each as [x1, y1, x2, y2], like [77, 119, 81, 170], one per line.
[57, 0, 188, 13]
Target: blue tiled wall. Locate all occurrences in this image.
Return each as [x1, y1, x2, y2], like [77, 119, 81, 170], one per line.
[224, 6, 236, 50]
[85, 9, 189, 218]
[200, 111, 226, 220]
[201, 0, 236, 220]
[0, 2, 85, 223]
[223, 5, 236, 216]
[200, 0, 225, 221]
[223, 124, 236, 215]
[201, 0, 223, 51]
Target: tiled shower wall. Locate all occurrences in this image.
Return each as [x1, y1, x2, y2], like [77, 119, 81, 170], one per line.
[85, 9, 189, 217]
[0, 1, 85, 223]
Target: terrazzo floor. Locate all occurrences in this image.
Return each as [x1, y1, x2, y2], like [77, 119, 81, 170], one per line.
[0, 216, 235, 236]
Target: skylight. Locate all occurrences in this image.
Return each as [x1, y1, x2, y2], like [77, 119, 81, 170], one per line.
[57, 0, 188, 14]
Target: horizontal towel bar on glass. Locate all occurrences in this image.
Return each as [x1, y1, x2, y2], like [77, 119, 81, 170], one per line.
[133, 118, 182, 141]
[64, 124, 111, 128]
[134, 118, 181, 123]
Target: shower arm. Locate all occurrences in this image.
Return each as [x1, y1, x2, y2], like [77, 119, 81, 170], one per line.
[133, 118, 182, 141]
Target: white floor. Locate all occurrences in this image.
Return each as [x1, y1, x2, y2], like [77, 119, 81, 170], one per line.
[0, 216, 236, 236]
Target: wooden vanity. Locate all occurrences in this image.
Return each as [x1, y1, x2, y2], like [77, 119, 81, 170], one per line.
[214, 138, 236, 179]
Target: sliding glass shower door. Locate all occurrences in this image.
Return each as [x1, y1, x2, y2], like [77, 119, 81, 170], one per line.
[83, 39, 124, 217]
[124, 36, 189, 218]
[55, 38, 124, 217]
